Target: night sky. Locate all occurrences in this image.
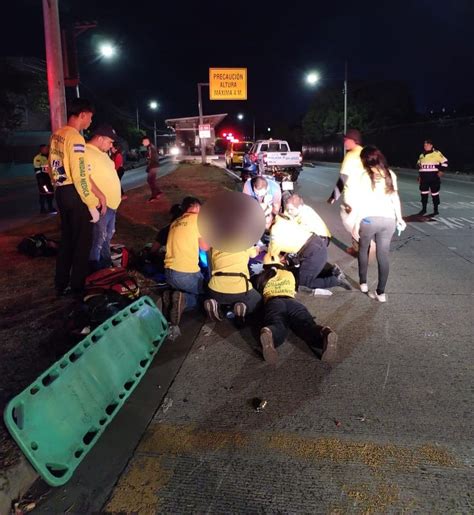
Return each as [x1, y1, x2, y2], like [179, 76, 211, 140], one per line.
[2, 0, 473, 131]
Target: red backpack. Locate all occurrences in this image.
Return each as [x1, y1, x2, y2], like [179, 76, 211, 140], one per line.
[84, 267, 140, 301]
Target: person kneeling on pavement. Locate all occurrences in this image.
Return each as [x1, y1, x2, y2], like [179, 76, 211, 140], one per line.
[204, 245, 263, 325]
[164, 197, 209, 325]
[253, 254, 338, 365]
[269, 194, 351, 293]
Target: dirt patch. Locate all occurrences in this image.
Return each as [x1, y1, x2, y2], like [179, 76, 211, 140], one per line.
[0, 164, 236, 471]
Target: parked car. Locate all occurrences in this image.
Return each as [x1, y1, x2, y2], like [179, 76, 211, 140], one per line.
[225, 141, 254, 169]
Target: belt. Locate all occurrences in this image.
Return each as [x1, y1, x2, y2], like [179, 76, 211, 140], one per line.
[212, 272, 251, 293]
[297, 234, 329, 257]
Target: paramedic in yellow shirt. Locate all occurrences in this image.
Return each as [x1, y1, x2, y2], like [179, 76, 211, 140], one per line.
[49, 98, 99, 296]
[85, 125, 121, 271]
[269, 194, 351, 292]
[204, 246, 263, 324]
[164, 197, 209, 325]
[33, 144, 56, 213]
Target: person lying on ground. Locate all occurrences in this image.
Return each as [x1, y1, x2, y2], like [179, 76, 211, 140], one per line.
[253, 253, 338, 365]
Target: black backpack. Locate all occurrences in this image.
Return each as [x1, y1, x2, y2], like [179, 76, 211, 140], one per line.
[17, 234, 59, 258]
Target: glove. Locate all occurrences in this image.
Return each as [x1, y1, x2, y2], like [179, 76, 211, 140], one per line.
[88, 207, 100, 223]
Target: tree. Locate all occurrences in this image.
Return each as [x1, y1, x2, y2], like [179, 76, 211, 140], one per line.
[0, 59, 49, 138]
[303, 81, 416, 143]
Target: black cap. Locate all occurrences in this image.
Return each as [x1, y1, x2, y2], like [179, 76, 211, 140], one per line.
[344, 129, 362, 144]
[93, 124, 117, 140]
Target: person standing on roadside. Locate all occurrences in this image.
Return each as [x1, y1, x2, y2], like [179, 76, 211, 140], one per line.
[111, 142, 127, 200]
[49, 98, 99, 297]
[327, 129, 364, 254]
[351, 146, 406, 303]
[142, 136, 162, 201]
[416, 138, 448, 216]
[33, 144, 56, 213]
[86, 125, 122, 271]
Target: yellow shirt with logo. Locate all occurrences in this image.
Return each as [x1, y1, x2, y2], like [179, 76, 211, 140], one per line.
[208, 247, 259, 294]
[164, 213, 201, 273]
[263, 269, 296, 301]
[49, 126, 98, 208]
[85, 143, 122, 210]
[293, 205, 331, 238]
[33, 154, 48, 174]
[269, 214, 312, 257]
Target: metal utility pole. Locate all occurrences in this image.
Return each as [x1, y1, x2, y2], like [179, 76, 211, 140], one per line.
[197, 82, 209, 165]
[136, 106, 140, 130]
[343, 60, 348, 135]
[42, 0, 67, 132]
[253, 116, 256, 141]
[153, 118, 157, 147]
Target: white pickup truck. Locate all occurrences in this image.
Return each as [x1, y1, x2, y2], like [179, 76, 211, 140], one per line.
[249, 140, 302, 186]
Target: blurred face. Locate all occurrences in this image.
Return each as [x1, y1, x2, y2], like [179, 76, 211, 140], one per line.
[344, 137, 357, 151]
[424, 141, 433, 152]
[79, 111, 93, 130]
[40, 145, 49, 156]
[254, 187, 267, 198]
[142, 138, 150, 147]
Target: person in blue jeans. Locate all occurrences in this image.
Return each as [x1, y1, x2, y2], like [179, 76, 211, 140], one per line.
[86, 125, 122, 271]
[163, 197, 209, 325]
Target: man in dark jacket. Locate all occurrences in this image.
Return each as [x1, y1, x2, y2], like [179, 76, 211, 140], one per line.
[142, 136, 162, 201]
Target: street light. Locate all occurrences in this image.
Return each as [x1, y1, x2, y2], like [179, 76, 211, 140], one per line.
[237, 113, 244, 120]
[305, 62, 348, 135]
[267, 127, 271, 133]
[149, 100, 159, 147]
[98, 42, 116, 59]
[237, 113, 256, 141]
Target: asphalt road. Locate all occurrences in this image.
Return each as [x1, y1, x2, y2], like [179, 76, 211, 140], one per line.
[26, 164, 474, 513]
[0, 159, 177, 232]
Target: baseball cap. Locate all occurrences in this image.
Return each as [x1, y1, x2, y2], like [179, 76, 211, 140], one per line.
[93, 124, 117, 140]
[343, 129, 362, 144]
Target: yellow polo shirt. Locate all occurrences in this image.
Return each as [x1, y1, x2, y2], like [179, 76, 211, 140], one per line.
[263, 269, 296, 301]
[268, 215, 312, 257]
[164, 213, 201, 273]
[85, 143, 122, 210]
[49, 126, 98, 208]
[208, 247, 259, 294]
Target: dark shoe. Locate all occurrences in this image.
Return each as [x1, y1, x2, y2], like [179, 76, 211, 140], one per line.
[346, 247, 358, 257]
[320, 326, 338, 364]
[260, 327, 278, 365]
[417, 209, 427, 216]
[170, 291, 186, 326]
[233, 302, 247, 325]
[432, 209, 439, 216]
[161, 289, 172, 319]
[204, 298, 222, 322]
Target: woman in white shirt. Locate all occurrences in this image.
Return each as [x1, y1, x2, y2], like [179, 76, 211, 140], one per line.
[352, 146, 406, 302]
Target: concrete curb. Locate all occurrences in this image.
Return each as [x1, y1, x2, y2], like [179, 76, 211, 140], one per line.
[309, 161, 474, 184]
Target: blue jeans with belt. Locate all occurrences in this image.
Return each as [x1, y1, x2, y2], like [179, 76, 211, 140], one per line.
[89, 208, 116, 269]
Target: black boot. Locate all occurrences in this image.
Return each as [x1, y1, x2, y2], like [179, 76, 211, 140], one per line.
[432, 195, 440, 216]
[418, 194, 428, 215]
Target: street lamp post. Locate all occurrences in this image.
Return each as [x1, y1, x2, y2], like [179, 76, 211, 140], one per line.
[197, 82, 209, 165]
[306, 62, 348, 135]
[149, 100, 159, 147]
[237, 113, 256, 141]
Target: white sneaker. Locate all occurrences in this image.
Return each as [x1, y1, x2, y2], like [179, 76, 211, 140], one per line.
[312, 288, 333, 296]
[368, 291, 386, 303]
[360, 283, 368, 293]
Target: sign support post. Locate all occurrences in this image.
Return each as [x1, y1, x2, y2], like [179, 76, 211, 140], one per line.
[197, 82, 209, 165]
